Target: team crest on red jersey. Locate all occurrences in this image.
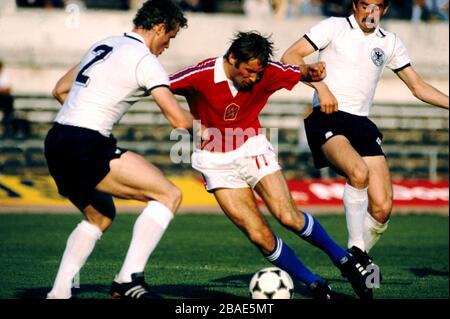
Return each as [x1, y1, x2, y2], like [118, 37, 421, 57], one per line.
[224, 103, 240, 121]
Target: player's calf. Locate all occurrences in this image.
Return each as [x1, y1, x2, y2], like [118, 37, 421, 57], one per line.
[369, 202, 392, 225]
[247, 227, 277, 255]
[277, 209, 306, 233]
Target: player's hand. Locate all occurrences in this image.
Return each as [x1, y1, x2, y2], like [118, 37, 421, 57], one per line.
[194, 125, 211, 149]
[300, 62, 327, 82]
[316, 83, 338, 114]
[200, 126, 211, 149]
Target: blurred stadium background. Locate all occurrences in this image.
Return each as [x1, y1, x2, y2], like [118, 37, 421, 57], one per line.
[0, 0, 448, 299]
[0, 0, 448, 213]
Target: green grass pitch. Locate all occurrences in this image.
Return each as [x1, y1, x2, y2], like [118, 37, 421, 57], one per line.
[0, 213, 448, 299]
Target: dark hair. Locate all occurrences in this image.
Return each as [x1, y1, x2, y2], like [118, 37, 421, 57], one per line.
[133, 0, 187, 32]
[352, 0, 390, 7]
[226, 31, 274, 68]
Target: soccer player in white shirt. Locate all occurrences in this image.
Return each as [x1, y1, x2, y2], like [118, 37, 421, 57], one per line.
[282, 0, 449, 276]
[45, 0, 194, 299]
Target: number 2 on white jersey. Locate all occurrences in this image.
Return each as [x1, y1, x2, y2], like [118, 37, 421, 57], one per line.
[75, 44, 113, 87]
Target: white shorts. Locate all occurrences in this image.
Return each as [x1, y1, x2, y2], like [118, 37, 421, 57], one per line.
[191, 135, 281, 192]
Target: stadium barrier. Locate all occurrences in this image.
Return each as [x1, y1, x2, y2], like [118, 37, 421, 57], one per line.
[0, 175, 447, 214]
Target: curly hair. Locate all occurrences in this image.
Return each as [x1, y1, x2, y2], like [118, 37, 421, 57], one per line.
[226, 31, 274, 68]
[133, 0, 187, 32]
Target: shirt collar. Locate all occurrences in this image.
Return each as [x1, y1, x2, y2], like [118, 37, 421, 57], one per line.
[214, 56, 228, 84]
[346, 15, 356, 29]
[214, 55, 239, 97]
[124, 31, 145, 44]
[348, 14, 383, 37]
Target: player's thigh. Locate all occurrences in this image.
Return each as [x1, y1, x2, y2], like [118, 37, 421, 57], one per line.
[322, 135, 367, 178]
[253, 170, 304, 231]
[363, 155, 393, 221]
[213, 187, 275, 252]
[96, 151, 180, 205]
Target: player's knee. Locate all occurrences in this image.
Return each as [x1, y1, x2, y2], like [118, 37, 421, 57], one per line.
[348, 163, 369, 188]
[157, 186, 182, 214]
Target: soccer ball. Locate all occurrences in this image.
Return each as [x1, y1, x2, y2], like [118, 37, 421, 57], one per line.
[249, 267, 294, 299]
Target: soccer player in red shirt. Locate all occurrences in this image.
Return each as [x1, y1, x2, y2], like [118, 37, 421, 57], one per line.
[170, 32, 373, 299]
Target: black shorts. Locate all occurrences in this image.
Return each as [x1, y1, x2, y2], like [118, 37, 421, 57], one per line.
[304, 108, 384, 169]
[44, 123, 127, 203]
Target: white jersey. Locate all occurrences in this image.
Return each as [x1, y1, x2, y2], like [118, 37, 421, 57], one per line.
[305, 15, 411, 116]
[55, 32, 169, 136]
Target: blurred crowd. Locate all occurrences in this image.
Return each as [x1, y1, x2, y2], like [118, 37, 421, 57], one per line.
[244, 0, 449, 21]
[14, 0, 450, 21]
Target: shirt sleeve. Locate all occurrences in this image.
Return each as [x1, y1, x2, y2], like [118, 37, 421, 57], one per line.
[304, 17, 337, 51]
[135, 54, 170, 91]
[169, 64, 199, 94]
[387, 35, 411, 72]
[265, 62, 302, 93]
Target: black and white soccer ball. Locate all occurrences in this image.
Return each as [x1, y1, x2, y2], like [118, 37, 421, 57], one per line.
[249, 267, 294, 299]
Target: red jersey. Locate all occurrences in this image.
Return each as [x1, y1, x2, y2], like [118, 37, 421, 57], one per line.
[170, 57, 302, 151]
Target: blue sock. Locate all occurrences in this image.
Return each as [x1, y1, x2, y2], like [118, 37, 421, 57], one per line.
[299, 212, 347, 264]
[265, 237, 324, 286]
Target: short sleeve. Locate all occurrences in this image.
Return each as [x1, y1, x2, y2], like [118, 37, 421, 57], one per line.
[387, 35, 411, 72]
[265, 62, 301, 93]
[169, 65, 197, 93]
[135, 54, 170, 91]
[304, 17, 337, 51]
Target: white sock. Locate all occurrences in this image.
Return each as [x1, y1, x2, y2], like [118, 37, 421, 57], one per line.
[363, 213, 389, 252]
[343, 183, 368, 251]
[47, 220, 102, 299]
[116, 201, 174, 283]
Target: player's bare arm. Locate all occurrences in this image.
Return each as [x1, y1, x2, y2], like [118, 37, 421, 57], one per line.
[151, 86, 195, 129]
[281, 37, 315, 65]
[282, 37, 338, 114]
[52, 63, 80, 105]
[298, 62, 327, 82]
[396, 66, 449, 110]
